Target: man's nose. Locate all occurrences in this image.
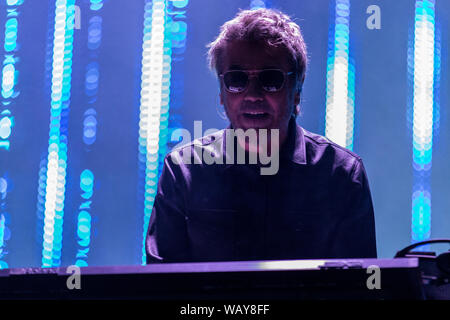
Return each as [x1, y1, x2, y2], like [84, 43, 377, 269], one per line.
[243, 75, 264, 102]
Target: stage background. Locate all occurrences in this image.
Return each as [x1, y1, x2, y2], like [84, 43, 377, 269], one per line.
[0, 0, 448, 268]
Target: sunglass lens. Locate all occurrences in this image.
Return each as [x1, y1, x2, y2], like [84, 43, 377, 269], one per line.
[224, 71, 247, 92]
[259, 70, 285, 92]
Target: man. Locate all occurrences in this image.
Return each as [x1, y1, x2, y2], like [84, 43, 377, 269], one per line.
[146, 8, 376, 263]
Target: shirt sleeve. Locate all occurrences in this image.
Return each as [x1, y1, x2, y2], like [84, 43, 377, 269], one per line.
[145, 154, 191, 263]
[330, 157, 378, 258]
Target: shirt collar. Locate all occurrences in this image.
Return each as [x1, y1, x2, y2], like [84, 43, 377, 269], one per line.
[283, 116, 307, 165]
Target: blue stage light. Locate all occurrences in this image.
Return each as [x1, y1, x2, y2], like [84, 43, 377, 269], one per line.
[41, 0, 76, 268]
[1, 0, 23, 268]
[90, 0, 103, 11]
[7, 0, 23, 6]
[138, 0, 191, 265]
[88, 16, 102, 50]
[4, 18, 18, 52]
[73, 2, 104, 266]
[171, 0, 188, 9]
[0, 116, 13, 139]
[325, 0, 355, 150]
[75, 170, 94, 266]
[409, 0, 439, 245]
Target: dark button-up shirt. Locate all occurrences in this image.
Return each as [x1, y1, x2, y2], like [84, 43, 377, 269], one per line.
[146, 118, 377, 263]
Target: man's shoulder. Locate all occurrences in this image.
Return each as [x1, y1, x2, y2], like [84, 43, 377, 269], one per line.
[301, 127, 362, 165]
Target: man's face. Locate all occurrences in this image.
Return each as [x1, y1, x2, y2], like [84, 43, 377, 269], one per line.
[219, 40, 300, 146]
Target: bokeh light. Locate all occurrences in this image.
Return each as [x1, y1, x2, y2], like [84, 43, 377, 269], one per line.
[410, 0, 438, 244]
[324, 0, 355, 151]
[41, 0, 76, 268]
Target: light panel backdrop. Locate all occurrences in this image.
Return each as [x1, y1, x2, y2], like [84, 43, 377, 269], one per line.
[0, 0, 449, 268]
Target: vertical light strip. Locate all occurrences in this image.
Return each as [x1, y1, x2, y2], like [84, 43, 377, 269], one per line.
[76, 169, 94, 266]
[0, 0, 23, 269]
[41, 0, 75, 267]
[324, 0, 355, 150]
[138, 0, 172, 265]
[0, 177, 8, 269]
[410, 0, 438, 243]
[166, 0, 188, 154]
[74, 0, 103, 267]
[1, 0, 22, 149]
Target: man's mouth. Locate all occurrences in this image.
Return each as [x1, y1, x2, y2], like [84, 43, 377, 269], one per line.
[242, 111, 270, 119]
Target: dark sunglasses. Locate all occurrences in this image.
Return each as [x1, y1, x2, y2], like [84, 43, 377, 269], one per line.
[219, 69, 293, 93]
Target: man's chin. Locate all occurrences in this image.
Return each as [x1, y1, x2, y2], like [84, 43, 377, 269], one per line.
[237, 114, 274, 130]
